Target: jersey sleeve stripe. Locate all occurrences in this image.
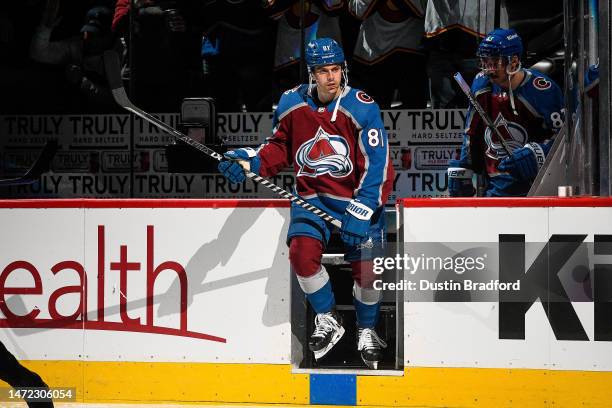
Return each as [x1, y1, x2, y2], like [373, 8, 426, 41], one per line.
[338, 105, 362, 130]
[354, 129, 385, 207]
[474, 87, 491, 98]
[376, 143, 390, 207]
[517, 95, 544, 119]
[354, 128, 370, 200]
[278, 102, 308, 122]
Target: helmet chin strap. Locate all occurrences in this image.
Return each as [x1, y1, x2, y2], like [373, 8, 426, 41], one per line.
[506, 58, 522, 116]
[331, 66, 349, 123]
[308, 69, 315, 97]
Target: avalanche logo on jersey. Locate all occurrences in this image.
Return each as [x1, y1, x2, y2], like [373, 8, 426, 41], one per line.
[356, 91, 375, 104]
[533, 76, 552, 90]
[484, 113, 528, 159]
[295, 127, 353, 178]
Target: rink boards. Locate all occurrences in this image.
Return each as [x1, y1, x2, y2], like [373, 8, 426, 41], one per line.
[0, 198, 611, 406]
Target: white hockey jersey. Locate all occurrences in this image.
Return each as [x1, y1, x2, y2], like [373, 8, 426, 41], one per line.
[424, 0, 508, 38]
[350, 0, 426, 64]
[273, 1, 343, 70]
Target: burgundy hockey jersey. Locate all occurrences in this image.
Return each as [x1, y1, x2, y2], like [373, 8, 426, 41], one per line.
[257, 84, 394, 214]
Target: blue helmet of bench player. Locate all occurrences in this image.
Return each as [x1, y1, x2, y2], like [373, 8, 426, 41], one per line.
[305, 38, 345, 70]
[477, 28, 523, 59]
[477, 28, 523, 114]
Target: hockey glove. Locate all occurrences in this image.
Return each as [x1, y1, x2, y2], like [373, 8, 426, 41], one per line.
[341, 199, 374, 247]
[498, 143, 547, 181]
[218, 148, 261, 184]
[447, 160, 475, 197]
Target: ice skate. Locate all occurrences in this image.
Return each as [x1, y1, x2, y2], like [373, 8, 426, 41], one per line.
[357, 327, 387, 369]
[308, 310, 345, 360]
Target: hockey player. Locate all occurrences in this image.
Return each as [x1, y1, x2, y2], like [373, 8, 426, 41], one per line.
[218, 38, 394, 369]
[425, 0, 509, 108]
[0, 341, 54, 407]
[447, 28, 564, 197]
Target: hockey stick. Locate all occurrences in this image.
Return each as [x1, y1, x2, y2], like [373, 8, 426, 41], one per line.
[453, 72, 513, 156]
[103, 50, 342, 228]
[0, 140, 58, 187]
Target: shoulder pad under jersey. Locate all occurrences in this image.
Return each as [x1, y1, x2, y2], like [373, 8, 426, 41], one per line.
[275, 84, 309, 120]
[519, 69, 562, 98]
[337, 87, 382, 129]
[516, 69, 564, 119]
[471, 72, 492, 97]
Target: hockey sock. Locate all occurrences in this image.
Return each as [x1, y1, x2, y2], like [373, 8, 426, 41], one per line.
[351, 260, 381, 327]
[290, 236, 335, 313]
[353, 283, 381, 328]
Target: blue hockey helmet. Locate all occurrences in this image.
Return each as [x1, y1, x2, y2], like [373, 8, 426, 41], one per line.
[477, 28, 523, 59]
[305, 38, 345, 70]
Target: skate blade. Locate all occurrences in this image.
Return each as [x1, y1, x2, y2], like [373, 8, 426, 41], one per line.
[362, 357, 379, 370]
[313, 326, 345, 360]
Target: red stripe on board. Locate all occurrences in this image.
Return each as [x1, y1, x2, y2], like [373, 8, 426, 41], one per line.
[398, 197, 612, 208]
[0, 199, 291, 209]
[0, 318, 226, 343]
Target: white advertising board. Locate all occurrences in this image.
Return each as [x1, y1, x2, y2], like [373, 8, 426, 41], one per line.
[0, 203, 291, 364]
[400, 199, 612, 371]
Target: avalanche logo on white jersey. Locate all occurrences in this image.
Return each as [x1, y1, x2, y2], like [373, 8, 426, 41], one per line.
[484, 113, 528, 159]
[295, 127, 353, 178]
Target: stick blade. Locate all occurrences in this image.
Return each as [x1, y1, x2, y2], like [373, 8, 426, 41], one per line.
[103, 50, 124, 91]
[103, 50, 132, 108]
[24, 139, 58, 178]
[0, 140, 58, 187]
